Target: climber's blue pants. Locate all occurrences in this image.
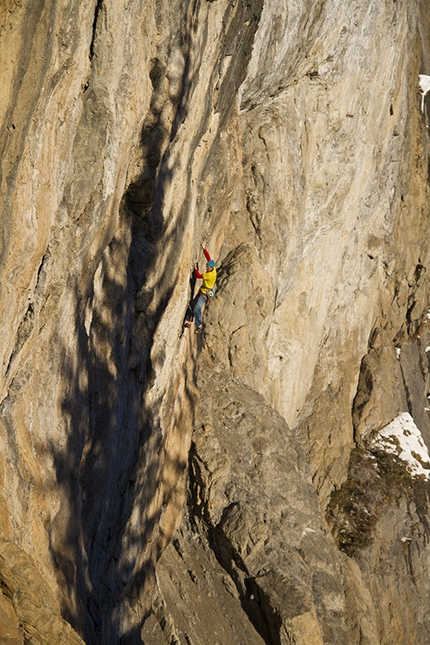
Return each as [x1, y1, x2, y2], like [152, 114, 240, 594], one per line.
[193, 293, 207, 328]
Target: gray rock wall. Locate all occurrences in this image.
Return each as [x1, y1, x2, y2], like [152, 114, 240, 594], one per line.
[0, 0, 430, 643]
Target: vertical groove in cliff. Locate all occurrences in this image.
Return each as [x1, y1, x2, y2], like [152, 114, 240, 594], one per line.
[89, 0, 104, 61]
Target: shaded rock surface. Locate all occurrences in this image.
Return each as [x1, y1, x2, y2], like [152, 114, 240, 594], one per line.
[143, 373, 350, 645]
[1, 0, 430, 644]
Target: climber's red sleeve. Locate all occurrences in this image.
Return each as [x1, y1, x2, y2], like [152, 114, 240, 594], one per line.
[193, 248, 211, 277]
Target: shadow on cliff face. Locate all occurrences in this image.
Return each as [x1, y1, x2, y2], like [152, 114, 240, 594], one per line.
[46, 0, 268, 638]
[48, 33, 200, 645]
[50, 256, 173, 644]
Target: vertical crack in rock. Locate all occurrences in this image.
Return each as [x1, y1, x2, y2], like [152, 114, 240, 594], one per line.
[89, 0, 104, 61]
[5, 302, 35, 379]
[34, 247, 52, 295]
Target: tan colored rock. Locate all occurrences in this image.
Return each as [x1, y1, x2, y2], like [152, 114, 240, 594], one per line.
[1, 0, 263, 639]
[281, 609, 324, 645]
[212, 0, 430, 508]
[0, 589, 23, 645]
[354, 496, 430, 645]
[0, 529, 84, 645]
[353, 328, 408, 442]
[341, 557, 379, 645]
[0, 0, 430, 643]
[147, 371, 350, 645]
[143, 528, 267, 645]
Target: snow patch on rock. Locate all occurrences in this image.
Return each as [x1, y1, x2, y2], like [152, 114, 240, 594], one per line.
[419, 75, 430, 112]
[371, 413, 430, 480]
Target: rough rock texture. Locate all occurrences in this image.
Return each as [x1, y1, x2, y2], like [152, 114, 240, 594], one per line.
[1, 0, 430, 644]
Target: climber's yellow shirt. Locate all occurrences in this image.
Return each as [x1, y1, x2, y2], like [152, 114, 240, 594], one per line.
[200, 268, 217, 295]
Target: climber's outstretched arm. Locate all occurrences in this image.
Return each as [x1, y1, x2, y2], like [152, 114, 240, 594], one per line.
[201, 241, 211, 262]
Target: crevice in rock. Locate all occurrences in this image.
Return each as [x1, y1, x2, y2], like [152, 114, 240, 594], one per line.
[351, 354, 374, 444]
[89, 0, 104, 61]
[398, 349, 415, 418]
[34, 247, 51, 295]
[5, 302, 35, 379]
[188, 457, 281, 645]
[410, 479, 430, 542]
[206, 521, 282, 645]
[0, 576, 14, 602]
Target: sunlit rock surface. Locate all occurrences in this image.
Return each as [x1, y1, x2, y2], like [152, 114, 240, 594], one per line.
[1, 0, 430, 643]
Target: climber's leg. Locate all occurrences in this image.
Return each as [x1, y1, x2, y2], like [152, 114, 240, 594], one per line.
[193, 293, 207, 328]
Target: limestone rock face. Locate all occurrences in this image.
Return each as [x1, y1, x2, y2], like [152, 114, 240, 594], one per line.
[1, 0, 430, 644]
[185, 373, 349, 645]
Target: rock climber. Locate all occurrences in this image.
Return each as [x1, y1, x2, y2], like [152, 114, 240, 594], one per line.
[185, 241, 217, 332]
